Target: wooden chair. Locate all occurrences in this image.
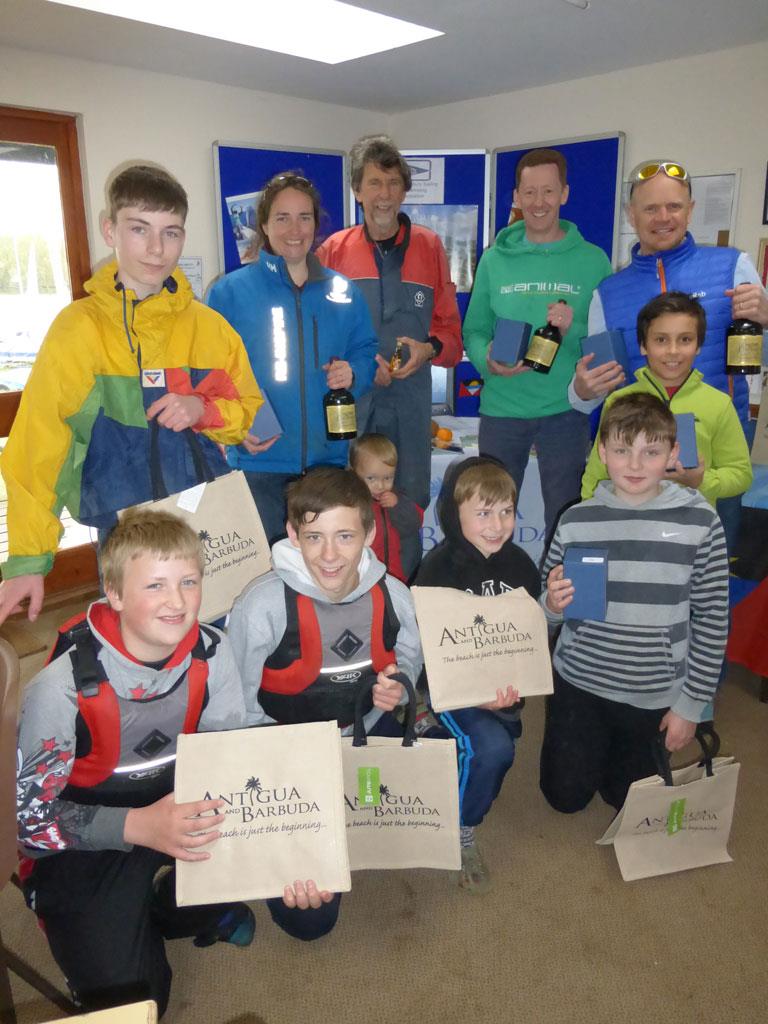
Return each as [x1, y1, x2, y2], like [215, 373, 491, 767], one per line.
[0, 637, 76, 1023]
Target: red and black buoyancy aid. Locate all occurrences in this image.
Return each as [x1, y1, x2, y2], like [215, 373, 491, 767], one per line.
[259, 580, 400, 727]
[48, 613, 218, 809]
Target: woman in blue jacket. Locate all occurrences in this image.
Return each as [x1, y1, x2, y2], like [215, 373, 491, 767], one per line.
[208, 172, 378, 542]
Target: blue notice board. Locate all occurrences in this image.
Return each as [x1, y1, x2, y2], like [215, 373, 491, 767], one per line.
[492, 133, 625, 262]
[213, 142, 347, 275]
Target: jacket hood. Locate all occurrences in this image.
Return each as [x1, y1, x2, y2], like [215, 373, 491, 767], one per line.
[86, 598, 201, 669]
[270, 537, 386, 603]
[85, 260, 194, 323]
[434, 456, 517, 569]
[492, 219, 583, 257]
[591, 478, 707, 512]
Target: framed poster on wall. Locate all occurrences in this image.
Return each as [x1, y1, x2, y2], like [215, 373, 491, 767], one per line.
[213, 142, 347, 277]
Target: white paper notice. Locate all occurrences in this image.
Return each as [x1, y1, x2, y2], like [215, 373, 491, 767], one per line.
[689, 174, 736, 246]
[175, 482, 206, 514]
[405, 157, 445, 204]
[178, 257, 204, 299]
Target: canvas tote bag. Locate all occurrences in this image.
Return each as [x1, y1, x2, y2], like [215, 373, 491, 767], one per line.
[175, 721, 351, 905]
[121, 423, 270, 622]
[341, 673, 460, 870]
[411, 586, 553, 712]
[597, 725, 740, 881]
[44, 1001, 157, 1024]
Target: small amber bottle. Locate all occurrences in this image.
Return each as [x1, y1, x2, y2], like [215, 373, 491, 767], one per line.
[389, 339, 404, 371]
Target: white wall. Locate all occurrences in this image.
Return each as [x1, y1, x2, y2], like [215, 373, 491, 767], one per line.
[0, 46, 387, 291]
[3, 39, 768, 285]
[390, 40, 768, 265]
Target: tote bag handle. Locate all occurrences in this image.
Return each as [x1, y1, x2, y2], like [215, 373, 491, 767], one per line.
[149, 417, 216, 500]
[352, 671, 417, 749]
[652, 722, 721, 786]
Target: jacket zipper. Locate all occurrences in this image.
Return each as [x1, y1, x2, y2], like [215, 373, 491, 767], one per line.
[656, 257, 667, 293]
[313, 316, 319, 369]
[294, 286, 308, 471]
[645, 369, 695, 407]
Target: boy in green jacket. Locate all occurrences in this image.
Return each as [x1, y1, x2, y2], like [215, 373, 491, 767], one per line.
[581, 292, 752, 506]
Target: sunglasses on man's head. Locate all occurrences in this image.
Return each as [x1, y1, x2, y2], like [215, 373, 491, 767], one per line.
[628, 161, 690, 193]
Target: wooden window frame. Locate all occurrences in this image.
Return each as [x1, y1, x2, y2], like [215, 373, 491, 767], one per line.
[1, 105, 98, 594]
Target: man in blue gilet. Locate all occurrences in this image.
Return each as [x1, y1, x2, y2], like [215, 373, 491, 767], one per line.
[570, 158, 768, 423]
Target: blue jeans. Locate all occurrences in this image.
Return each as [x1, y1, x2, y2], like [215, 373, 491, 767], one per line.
[243, 471, 296, 546]
[479, 409, 590, 545]
[428, 707, 521, 828]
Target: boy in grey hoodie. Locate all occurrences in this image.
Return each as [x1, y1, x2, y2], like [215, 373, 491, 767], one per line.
[539, 393, 728, 813]
[16, 510, 252, 1017]
[228, 466, 422, 936]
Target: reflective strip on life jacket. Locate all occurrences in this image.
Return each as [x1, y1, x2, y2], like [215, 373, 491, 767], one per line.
[261, 582, 397, 697]
[65, 631, 212, 789]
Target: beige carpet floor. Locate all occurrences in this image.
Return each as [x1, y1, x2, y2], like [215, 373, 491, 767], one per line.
[3, 600, 767, 1024]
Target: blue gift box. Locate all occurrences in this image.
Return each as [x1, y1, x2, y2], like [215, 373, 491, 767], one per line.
[250, 392, 283, 441]
[563, 546, 608, 621]
[674, 412, 699, 469]
[580, 330, 630, 378]
[490, 319, 532, 365]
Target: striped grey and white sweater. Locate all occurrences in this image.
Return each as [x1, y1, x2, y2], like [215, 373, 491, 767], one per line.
[541, 480, 728, 722]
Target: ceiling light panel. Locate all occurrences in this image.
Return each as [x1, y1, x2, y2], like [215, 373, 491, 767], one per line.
[46, 0, 443, 64]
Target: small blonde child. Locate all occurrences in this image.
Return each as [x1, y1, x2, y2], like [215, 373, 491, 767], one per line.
[349, 433, 423, 583]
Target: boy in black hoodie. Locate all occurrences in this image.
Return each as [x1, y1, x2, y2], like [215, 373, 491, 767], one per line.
[415, 458, 540, 892]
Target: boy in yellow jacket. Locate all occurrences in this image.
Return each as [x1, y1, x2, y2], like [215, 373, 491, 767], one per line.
[0, 164, 261, 625]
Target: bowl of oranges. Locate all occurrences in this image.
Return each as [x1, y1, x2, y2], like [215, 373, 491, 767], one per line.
[431, 421, 458, 450]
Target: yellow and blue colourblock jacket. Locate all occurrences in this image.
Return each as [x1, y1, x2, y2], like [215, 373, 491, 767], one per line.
[1, 262, 261, 578]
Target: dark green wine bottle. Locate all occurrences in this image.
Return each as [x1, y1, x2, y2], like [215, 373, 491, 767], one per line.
[324, 356, 357, 440]
[522, 301, 566, 374]
[725, 318, 762, 375]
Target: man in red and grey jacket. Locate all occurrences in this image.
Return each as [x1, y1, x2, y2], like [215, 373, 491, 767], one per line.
[317, 135, 462, 510]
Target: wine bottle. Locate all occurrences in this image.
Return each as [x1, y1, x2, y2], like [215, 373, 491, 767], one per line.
[522, 300, 566, 374]
[725, 317, 762, 375]
[323, 356, 357, 440]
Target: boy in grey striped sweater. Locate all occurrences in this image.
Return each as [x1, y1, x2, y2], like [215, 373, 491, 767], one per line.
[539, 392, 729, 812]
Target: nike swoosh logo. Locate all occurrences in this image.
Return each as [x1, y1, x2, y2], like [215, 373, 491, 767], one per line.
[661, 531, 681, 538]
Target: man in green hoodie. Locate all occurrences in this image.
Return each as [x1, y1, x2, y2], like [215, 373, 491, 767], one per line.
[463, 149, 612, 542]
